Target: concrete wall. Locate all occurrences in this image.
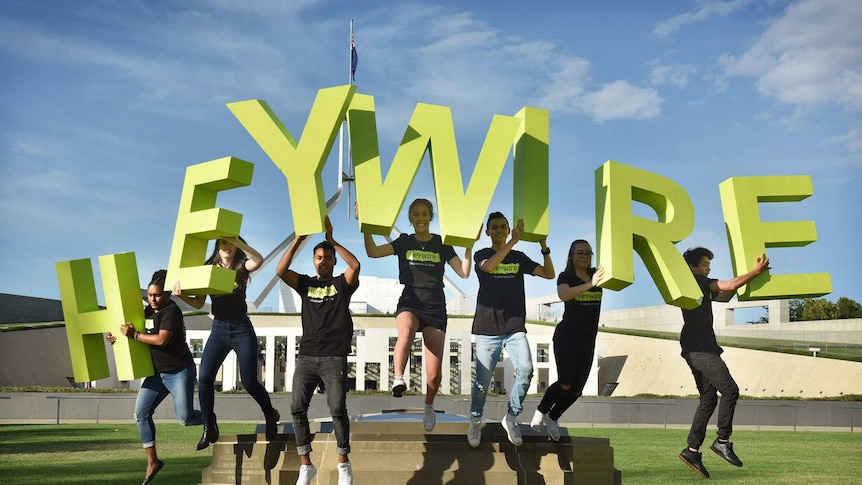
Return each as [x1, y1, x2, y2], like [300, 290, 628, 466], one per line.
[599, 333, 862, 398]
[2, 392, 859, 432]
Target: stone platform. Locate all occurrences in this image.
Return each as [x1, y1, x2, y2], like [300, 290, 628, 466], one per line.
[200, 410, 621, 484]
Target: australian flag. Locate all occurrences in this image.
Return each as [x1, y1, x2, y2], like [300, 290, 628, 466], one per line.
[351, 35, 358, 82]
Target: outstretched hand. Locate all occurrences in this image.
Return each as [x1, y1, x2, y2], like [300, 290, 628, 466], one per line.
[754, 253, 770, 273]
[511, 218, 524, 244]
[105, 333, 117, 345]
[591, 265, 606, 287]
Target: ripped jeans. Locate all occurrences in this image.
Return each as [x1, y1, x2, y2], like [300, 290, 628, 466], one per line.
[134, 363, 202, 447]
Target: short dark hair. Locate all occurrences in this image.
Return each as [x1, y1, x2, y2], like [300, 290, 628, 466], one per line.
[683, 247, 714, 267]
[313, 241, 336, 259]
[486, 211, 508, 230]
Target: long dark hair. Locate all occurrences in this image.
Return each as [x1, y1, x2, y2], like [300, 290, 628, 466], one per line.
[149, 269, 168, 292]
[205, 236, 250, 287]
[564, 239, 591, 275]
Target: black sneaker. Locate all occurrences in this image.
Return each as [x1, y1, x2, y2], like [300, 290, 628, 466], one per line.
[710, 439, 743, 467]
[264, 408, 280, 441]
[679, 448, 710, 478]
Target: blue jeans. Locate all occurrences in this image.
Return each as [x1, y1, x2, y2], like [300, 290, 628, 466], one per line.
[291, 355, 350, 456]
[471, 332, 533, 418]
[135, 363, 202, 447]
[684, 352, 740, 448]
[198, 317, 275, 424]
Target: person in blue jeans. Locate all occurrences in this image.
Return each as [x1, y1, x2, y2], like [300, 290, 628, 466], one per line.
[107, 269, 202, 484]
[468, 212, 555, 447]
[277, 216, 360, 485]
[677, 247, 769, 479]
[173, 236, 280, 450]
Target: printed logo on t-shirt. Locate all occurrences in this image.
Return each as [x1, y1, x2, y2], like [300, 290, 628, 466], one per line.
[307, 285, 338, 301]
[405, 250, 441, 264]
[490, 262, 520, 276]
[575, 290, 602, 304]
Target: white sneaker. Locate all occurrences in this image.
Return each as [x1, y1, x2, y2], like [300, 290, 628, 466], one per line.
[502, 413, 523, 446]
[530, 409, 544, 430]
[392, 376, 406, 397]
[337, 461, 353, 485]
[296, 463, 317, 485]
[423, 404, 436, 431]
[467, 415, 481, 448]
[545, 416, 561, 441]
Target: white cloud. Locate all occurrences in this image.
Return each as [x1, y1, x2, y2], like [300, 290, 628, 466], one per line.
[653, 0, 755, 38]
[649, 63, 698, 89]
[719, 0, 862, 111]
[580, 81, 663, 123]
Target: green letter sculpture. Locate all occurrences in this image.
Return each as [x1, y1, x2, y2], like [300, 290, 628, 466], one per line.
[165, 156, 254, 295]
[719, 175, 832, 299]
[350, 95, 548, 246]
[227, 85, 356, 235]
[596, 160, 701, 309]
[56, 253, 153, 381]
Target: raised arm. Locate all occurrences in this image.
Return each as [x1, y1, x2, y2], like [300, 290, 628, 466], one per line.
[227, 236, 264, 272]
[172, 282, 206, 309]
[364, 232, 394, 258]
[712, 253, 770, 295]
[478, 219, 522, 273]
[449, 226, 479, 279]
[557, 266, 605, 302]
[324, 216, 361, 286]
[276, 233, 308, 290]
[532, 236, 556, 279]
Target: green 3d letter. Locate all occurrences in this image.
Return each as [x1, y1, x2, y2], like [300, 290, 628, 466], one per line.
[719, 175, 832, 299]
[56, 253, 154, 382]
[166, 157, 254, 295]
[227, 85, 356, 235]
[596, 160, 701, 309]
[350, 96, 546, 246]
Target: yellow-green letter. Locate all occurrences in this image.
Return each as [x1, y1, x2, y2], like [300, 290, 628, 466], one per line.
[350, 96, 546, 246]
[56, 253, 153, 382]
[165, 157, 254, 295]
[596, 160, 701, 309]
[228, 85, 356, 235]
[719, 175, 832, 299]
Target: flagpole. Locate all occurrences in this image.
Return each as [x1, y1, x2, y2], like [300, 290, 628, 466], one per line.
[345, 19, 356, 218]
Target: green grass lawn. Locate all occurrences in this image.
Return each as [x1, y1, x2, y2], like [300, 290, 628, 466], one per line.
[0, 424, 859, 484]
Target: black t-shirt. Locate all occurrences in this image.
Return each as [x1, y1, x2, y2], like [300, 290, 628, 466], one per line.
[148, 300, 194, 373]
[555, 270, 602, 338]
[210, 281, 248, 320]
[297, 274, 359, 357]
[391, 234, 457, 290]
[472, 247, 539, 336]
[680, 273, 723, 355]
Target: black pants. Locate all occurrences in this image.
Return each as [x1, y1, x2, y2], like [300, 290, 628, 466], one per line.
[684, 352, 740, 449]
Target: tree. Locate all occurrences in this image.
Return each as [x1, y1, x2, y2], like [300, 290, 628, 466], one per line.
[801, 298, 837, 321]
[788, 299, 805, 321]
[835, 297, 862, 319]
[788, 297, 862, 321]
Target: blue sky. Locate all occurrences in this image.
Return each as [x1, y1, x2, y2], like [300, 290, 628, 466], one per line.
[1, 0, 859, 313]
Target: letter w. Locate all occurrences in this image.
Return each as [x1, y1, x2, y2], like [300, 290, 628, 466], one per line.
[350, 94, 549, 246]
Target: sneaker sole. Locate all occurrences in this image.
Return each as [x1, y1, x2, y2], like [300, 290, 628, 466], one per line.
[678, 454, 709, 479]
[392, 383, 406, 398]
